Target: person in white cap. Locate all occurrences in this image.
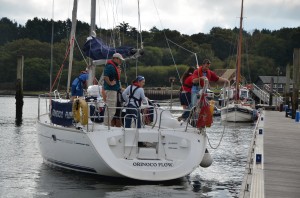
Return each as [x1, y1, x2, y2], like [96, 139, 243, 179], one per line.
[103, 53, 124, 126]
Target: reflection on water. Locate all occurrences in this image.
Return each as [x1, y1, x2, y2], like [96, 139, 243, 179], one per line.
[0, 97, 254, 198]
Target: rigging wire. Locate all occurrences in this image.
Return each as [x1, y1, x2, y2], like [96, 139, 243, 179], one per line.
[137, 0, 143, 49]
[152, 0, 187, 88]
[50, 0, 55, 92]
[152, 0, 229, 150]
[135, 0, 140, 77]
[74, 37, 89, 66]
[134, 0, 143, 78]
[152, 0, 205, 91]
[50, 38, 74, 92]
[243, 19, 252, 83]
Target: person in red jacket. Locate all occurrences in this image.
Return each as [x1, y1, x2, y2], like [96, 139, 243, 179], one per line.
[191, 59, 229, 106]
[178, 66, 195, 120]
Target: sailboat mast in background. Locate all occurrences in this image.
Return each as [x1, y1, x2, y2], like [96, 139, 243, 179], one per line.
[66, 0, 78, 97]
[88, 0, 96, 87]
[236, 0, 244, 101]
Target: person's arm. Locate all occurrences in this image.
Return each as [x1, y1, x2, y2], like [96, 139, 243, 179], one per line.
[192, 69, 208, 84]
[192, 76, 208, 84]
[103, 65, 116, 86]
[217, 77, 230, 86]
[140, 89, 147, 104]
[104, 76, 116, 86]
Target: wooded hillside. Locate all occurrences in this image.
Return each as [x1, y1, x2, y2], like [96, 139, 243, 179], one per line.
[1, 17, 299, 91]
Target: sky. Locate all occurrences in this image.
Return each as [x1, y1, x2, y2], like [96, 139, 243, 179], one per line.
[0, 0, 299, 35]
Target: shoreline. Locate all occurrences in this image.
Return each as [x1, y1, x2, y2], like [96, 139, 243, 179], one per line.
[0, 90, 45, 97]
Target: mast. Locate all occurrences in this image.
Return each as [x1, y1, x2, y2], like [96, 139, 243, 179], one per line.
[66, 0, 78, 97]
[50, 0, 54, 92]
[236, 0, 244, 101]
[88, 0, 96, 86]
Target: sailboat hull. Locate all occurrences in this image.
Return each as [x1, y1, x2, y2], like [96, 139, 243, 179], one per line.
[37, 110, 207, 181]
[221, 104, 254, 122]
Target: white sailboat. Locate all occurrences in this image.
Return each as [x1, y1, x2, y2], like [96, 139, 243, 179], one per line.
[36, 0, 213, 181]
[221, 0, 255, 122]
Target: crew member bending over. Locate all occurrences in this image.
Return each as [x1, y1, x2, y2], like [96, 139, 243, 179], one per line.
[122, 76, 147, 128]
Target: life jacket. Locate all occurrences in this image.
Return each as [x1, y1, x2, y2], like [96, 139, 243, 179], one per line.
[183, 83, 192, 88]
[128, 84, 142, 107]
[194, 66, 212, 87]
[182, 78, 193, 90]
[106, 60, 120, 80]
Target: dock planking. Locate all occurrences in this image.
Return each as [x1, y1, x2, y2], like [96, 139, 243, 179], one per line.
[264, 111, 300, 198]
[240, 110, 300, 198]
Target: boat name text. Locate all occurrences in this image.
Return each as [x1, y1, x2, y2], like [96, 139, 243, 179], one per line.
[52, 109, 73, 119]
[133, 162, 174, 167]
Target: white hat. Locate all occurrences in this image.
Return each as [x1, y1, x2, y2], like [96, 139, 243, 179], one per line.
[112, 53, 125, 61]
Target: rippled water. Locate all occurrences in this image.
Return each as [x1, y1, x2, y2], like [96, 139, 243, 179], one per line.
[0, 96, 254, 198]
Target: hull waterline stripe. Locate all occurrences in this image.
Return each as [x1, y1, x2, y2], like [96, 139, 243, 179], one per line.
[45, 158, 97, 173]
[38, 134, 90, 146]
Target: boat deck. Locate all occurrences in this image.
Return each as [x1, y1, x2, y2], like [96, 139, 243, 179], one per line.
[240, 110, 300, 198]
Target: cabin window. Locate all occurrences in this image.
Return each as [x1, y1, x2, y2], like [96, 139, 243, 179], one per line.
[240, 90, 248, 98]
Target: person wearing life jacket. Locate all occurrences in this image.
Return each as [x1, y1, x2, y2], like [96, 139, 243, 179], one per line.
[191, 59, 229, 106]
[103, 53, 124, 126]
[122, 75, 147, 128]
[178, 66, 195, 120]
[71, 70, 89, 100]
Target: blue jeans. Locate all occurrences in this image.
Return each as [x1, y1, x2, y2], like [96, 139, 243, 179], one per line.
[182, 108, 191, 119]
[191, 85, 200, 107]
[125, 104, 141, 128]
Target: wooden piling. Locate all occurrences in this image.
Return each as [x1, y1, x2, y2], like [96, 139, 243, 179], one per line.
[292, 48, 300, 119]
[15, 55, 24, 126]
[285, 64, 290, 107]
[269, 77, 273, 106]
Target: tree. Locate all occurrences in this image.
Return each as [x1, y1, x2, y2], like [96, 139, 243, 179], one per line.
[0, 17, 19, 45]
[253, 34, 288, 67]
[210, 27, 239, 61]
[139, 46, 163, 66]
[24, 58, 50, 90]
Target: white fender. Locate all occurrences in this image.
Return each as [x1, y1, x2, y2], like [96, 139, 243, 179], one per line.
[200, 148, 213, 168]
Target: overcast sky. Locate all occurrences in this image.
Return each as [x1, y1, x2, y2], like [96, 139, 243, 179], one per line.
[0, 0, 299, 35]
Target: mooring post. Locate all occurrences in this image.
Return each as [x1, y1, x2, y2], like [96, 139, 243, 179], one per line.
[292, 48, 300, 119]
[15, 55, 24, 126]
[285, 64, 290, 108]
[269, 77, 273, 106]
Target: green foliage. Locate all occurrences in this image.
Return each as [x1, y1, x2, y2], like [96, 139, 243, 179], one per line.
[1, 17, 300, 91]
[24, 58, 50, 90]
[139, 46, 163, 66]
[121, 65, 187, 88]
[0, 17, 19, 45]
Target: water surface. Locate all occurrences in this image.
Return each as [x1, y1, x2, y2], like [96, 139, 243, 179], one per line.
[0, 96, 254, 198]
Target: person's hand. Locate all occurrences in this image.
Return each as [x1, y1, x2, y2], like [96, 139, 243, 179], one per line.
[111, 80, 116, 86]
[201, 76, 208, 81]
[226, 80, 230, 86]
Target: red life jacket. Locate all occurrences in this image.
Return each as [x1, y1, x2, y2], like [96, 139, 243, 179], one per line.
[106, 60, 120, 80]
[194, 66, 212, 87]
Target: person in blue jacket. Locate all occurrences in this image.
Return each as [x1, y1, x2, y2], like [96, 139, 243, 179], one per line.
[71, 70, 89, 100]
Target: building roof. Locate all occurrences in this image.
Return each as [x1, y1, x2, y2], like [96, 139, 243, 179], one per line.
[214, 69, 236, 81]
[258, 76, 294, 84]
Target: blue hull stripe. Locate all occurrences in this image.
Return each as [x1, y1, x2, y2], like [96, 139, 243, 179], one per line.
[46, 158, 97, 173]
